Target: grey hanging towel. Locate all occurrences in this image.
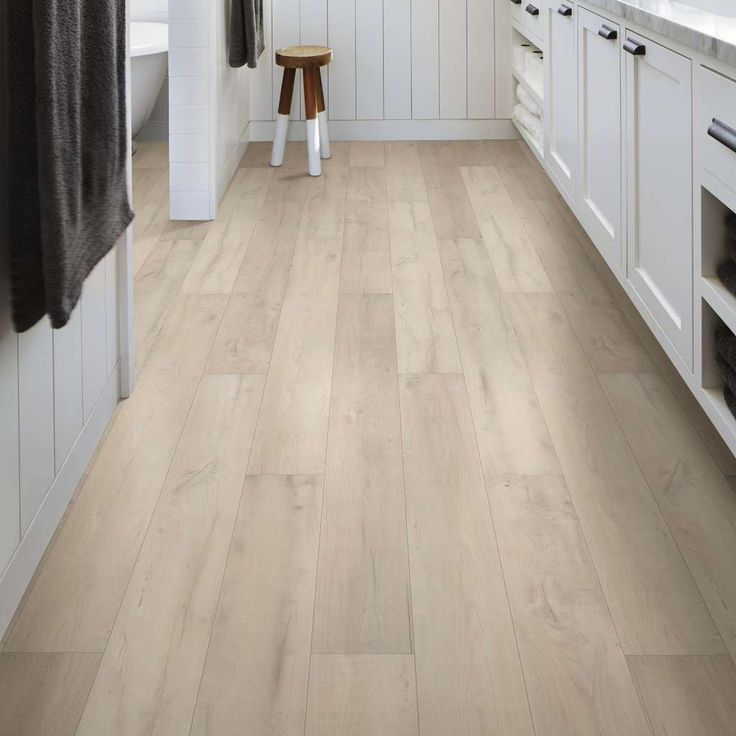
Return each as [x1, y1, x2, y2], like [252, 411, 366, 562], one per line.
[7, 0, 133, 332]
[229, 0, 265, 69]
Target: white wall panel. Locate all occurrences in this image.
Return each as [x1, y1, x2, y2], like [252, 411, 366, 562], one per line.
[250, 0, 274, 121]
[328, 0, 356, 120]
[53, 306, 83, 473]
[411, 0, 440, 120]
[82, 260, 109, 419]
[272, 0, 302, 119]
[301, 0, 328, 120]
[384, 0, 412, 120]
[356, 0, 384, 120]
[105, 250, 119, 376]
[440, 0, 467, 119]
[18, 319, 55, 534]
[469, 0, 496, 119]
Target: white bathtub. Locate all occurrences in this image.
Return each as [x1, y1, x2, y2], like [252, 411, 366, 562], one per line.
[130, 21, 168, 139]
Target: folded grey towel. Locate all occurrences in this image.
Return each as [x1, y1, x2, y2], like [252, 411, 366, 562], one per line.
[7, 0, 133, 332]
[229, 0, 265, 69]
[716, 323, 736, 370]
[725, 385, 736, 419]
[728, 212, 736, 243]
[717, 352, 736, 394]
[718, 260, 736, 298]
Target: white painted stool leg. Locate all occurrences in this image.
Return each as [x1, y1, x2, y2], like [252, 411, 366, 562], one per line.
[318, 110, 331, 160]
[271, 113, 290, 167]
[306, 118, 321, 177]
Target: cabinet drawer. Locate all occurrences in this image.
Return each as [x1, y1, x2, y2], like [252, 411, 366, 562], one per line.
[697, 65, 736, 192]
[521, 0, 544, 39]
[510, 0, 523, 25]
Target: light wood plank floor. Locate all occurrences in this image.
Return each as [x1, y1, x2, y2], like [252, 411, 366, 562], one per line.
[3, 139, 736, 735]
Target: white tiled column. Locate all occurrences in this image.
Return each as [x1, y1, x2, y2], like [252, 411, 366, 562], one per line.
[168, 0, 213, 220]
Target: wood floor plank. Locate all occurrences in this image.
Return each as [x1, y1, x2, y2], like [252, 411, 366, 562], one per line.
[75, 375, 264, 736]
[340, 201, 392, 295]
[487, 475, 651, 735]
[506, 293, 725, 655]
[388, 201, 462, 374]
[298, 197, 346, 240]
[628, 655, 736, 736]
[305, 654, 419, 736]
[601, 372, 736, 660]
[350, 141, 385, 168]
[385, 142, 428, 202]
[133, 201, 170, 274]
[312, 294, 412, 654]
[206, 202, 301, 374]
[347, 167, 388, 204]
[189, 475, 323, 736]
[461, 166, 553, 293]
[5, 295, 227, 652]
[248, 238, 341, 475]
[438, 238, 560, 475]
[399, 373, 534, 736]
[217, 166, 273, 220]
[134, 239, 199, 372]
[0, 652, 101, 736]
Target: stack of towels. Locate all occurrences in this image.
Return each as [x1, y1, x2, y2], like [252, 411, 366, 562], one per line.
[716, 213, 736, 296]
[512, 83, 543, 149]
[715, 323, 736, 417]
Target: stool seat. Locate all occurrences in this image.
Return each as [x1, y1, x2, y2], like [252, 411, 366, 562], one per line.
[275, 45, 333, 69]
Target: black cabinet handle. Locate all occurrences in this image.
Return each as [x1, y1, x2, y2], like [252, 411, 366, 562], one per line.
[709, 118, 736, 155]
[624, 37, 646, 55]
[598, 24, 618, 40]
[510, 0, 522, 5]
[525, 3, 540, 15]
[558, 3, 573, 15]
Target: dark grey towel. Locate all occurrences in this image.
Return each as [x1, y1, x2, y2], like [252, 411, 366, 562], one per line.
[715, 323, 736, 370]
[725, 385, 736, 419]
[717, 352, 736, 394]
[717, 260, 736, 298]
[229, 0, 265, 69]
[7, 0, 133, 332]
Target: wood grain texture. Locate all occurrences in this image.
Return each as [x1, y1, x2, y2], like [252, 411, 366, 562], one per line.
[601, 372, 736, 660]
[248, 238, 341, 475]
[507, 292, 725, 656]
[439, 238, 560, 476]
[628, 655, 736, 736]
[313, 295, 412, 654]
[189, 475, 323, 736]
[76, 375, 264, 736]
[487, 475, 651, 735]
[5, 295, 227, 652]
[388, 201, 461, 373]
[0, 652, 101, 736]
[340, 201, 393, 295]
[399, 373, 534, 736]
[305, 654, 419, 736]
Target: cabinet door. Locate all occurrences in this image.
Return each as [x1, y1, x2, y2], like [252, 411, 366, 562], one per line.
[546, 0, 577, 201]
[577, 7, 623, 272]
[625, 32, 693, 368]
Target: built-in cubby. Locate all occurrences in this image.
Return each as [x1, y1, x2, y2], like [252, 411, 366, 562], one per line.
[511, 26, 544, 162]
[701, 300, 736, 428]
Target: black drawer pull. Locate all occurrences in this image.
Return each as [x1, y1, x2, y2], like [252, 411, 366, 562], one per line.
[598, 24, 618, 40]
[624, 37, 646, 55]
[709, 118, 736, 155]
[526, 3, 540, 15]
[558, 3, 573, 15]
[510, 0, 522, 5]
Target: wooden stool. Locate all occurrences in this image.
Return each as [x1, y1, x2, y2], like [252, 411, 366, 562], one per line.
[271, 45, 333, 176]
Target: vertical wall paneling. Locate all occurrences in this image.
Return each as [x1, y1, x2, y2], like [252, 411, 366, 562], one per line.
[411, 0, 440, 120]
[493, 0, 511, 118]
[328, 0, 356, 120]
[356, 0, 384, 120]
[251, 0, 274, 120]
[18, 320, 55, 534]
[105, 250, 119, 377]
[300, 0, 329, 120]
[0, 268, 20, 573]
[384, 0, 412, 119]
[82, 261, 109, 420]
[272, 0, 302, 120]
[440, 0, 467, 119]
[53, 307, 84, 474]
[468, 0, 495, 119]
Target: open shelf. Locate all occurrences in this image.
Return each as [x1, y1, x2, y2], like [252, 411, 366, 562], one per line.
[511, 19, 544, 51]
[512, 67, 544, 109]
[512, 118, 544, 165]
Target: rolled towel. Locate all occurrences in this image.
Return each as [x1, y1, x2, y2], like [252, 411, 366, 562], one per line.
[715, 323, 736, 369]
[516, 83, 542, 118]
[512, 103, 542, 138]
[717, 259, 736, 297]
[725, 385, 736, 418]
[728, 212, 736, 242]
[717, 352, 736, 395]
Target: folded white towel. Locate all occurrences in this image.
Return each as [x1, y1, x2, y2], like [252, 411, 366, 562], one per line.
[516, 83, 542, 118]
[512, 104, 543, 148]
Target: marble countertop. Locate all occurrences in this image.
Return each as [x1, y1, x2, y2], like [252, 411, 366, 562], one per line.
[583, 0, 736, 66]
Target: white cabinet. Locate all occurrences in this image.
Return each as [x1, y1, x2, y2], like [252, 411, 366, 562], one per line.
[545, 0, 577, 200]
[577, 7, 624, 273]
[625, 31, 693, 368]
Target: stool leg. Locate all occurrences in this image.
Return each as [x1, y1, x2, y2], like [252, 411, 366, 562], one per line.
[315, 70, 331, 160]
[271, 67, 295, 167]
[303, 68, 321, 177]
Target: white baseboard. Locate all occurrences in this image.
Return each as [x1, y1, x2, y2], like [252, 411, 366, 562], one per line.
[0, 366, 121, 641]
[248, 118, 518, 142]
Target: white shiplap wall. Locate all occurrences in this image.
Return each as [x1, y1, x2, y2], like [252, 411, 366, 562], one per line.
[249, 0, 512, 139]
[0, 250, 122, 638]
